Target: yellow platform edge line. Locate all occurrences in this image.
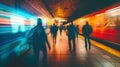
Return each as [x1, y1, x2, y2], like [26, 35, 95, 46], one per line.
[78, 35, 120, 58]
[91, 40, 120, 58]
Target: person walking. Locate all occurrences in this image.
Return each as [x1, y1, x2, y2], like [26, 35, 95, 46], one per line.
[67, 22, 77, 52]
[26, 18, 51, 65]
[82, 21, 93, 50]
[52, 23, 58, 44]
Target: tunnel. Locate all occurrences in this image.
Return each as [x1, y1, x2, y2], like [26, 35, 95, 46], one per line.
[0, 0, 120, 67]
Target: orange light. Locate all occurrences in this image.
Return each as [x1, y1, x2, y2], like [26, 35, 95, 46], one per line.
[0, 18, 10, 24]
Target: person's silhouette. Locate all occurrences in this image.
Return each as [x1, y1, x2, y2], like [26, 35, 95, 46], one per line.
[50, 25, 53, 37]
[67, 22, 77, 51]
[52, 23, 58, 44]
[26, 18, 51, 65]
[59, 25, 63, 36]
[82, 21, 93, 50]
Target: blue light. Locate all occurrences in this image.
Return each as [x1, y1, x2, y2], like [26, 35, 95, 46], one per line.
[10, 16, 26, 33]
[42, 20, 47, 29]
[0, 3, 38, 33]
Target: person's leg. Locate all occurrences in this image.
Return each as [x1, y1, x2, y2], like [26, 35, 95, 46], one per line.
[33, 48, 39, 64]
[85, 37, 87, 49]
[60, 30, 62, 36]
[88, 36, 91, 50]
[42, 46, 47, 63]
[68, 37, 72, 51]
[55, 34, 57, 44]
[72, 38, 76, 51]
[53, 35, 55, 44]
[51, 32, 53, 37]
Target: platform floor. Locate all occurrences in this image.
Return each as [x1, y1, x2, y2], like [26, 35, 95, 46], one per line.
[3, 31, 120, 67]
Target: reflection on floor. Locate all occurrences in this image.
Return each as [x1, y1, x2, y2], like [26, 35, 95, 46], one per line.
[3, 31, 120, 67]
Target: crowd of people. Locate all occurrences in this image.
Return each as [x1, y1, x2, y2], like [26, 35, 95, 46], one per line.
[26, 18, 93, 66]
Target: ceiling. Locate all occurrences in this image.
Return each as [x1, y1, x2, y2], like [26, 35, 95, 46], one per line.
[17, 0, 120, 21]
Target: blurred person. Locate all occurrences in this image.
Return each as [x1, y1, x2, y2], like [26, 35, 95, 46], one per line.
[59, 25, 63, 36]
[50, 25, 53, 37]
[26, 18, 51, 65]
[82, 21, 93, 50]
[67, 22, 77, 52]
[52, 23, 58, 44]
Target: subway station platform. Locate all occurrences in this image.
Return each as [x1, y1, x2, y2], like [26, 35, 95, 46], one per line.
[1, 30, 120, 67]
[0, 0, 120, 67]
